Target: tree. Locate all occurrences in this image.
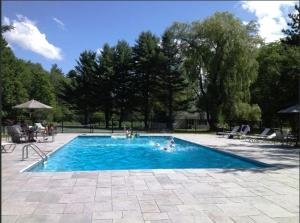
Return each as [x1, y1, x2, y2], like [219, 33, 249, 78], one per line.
[97, 44, 115, 128]
[61, 51, 98, 124]
[49, 64, 71, 121]
[159, 29, 189, 129]
[133, 31, 161, 129]
[251, 42, 300, 127]
[1, 26, 28, 117]
[113, 40, 135, 128]
[171, 13, 262, 129]
[281, 4, 300, 46]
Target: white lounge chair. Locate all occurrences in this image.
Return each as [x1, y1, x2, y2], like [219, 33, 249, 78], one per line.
[246, 128, 271, 142]
[1, 142, 17, 153]
[230, 125, 251, 139]
[217, 126, 239, 137]
[35, 123, 46, 131]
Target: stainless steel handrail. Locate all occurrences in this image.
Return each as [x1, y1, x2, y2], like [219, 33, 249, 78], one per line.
[22, 143, 48, 161]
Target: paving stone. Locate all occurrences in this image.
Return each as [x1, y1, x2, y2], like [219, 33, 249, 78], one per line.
[273, 216, 300, 223]
[64, 203, 85, 214]
[34, 203, 66, 214]
[144, 220, 172, 223]
[231, 216, 255, 223]
[59, 214, 92, 223]
[93, 211, 122, 220]
[2, 201, 39, 215]
[113, 198, 140, 211]
[1, 215, 19, 223]
[16, 214, 61, 223]
[139, 200, 160, 213]
[59, 191, 95, 203]
[143, 213, 169, 221]
[249, 215, 277, 223]
[217, 204, 261, 217]
[94, 201, 113, 212]
[253, 203, 296, 218]
[205, 212, 235, 223]
[92, 220, 112, 223]
[167, 212, 213, 223]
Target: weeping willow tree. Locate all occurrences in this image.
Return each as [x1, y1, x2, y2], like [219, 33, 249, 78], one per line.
[170, 12, 262, 129]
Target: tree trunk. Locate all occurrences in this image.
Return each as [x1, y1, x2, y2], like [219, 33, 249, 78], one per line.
[118, 109, 123, 129]
[104, 109, 110, 129]
[167, 87, 173, 130]
[84, 108, 89, 125]
[144, 109, 149, 130]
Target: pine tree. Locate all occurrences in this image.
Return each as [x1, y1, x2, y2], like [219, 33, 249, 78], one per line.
[61, 51, 98, 124]
[97, 44, 115, 128]
[113, 40, 134, 128]
[133, 31, 161, 129]
[159, 30, 189, 129]
[282, 4, 300, 46]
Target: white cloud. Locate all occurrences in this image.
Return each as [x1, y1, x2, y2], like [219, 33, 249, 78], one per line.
[3, 16, 10, 25]
[3, 15, 63, 60]
[53, 17, 66, 30]
[241, 1, 297, 42]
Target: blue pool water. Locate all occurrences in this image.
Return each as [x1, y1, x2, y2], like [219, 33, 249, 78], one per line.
[27, 136, 268, 172]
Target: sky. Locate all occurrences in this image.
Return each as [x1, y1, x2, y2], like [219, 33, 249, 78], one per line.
[2, 1, 297, 74]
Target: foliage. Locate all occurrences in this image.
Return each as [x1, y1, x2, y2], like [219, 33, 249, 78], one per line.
[97, 43, 115, 128]
[170, 12, 262, 129]
[281, 4, 300, 46]
[132, 31, 161, 129]
[113, 40, 135, 128]
[60, 51, 98, 124]
[251, 42, 300, 127]
[159, 29, 189, 129]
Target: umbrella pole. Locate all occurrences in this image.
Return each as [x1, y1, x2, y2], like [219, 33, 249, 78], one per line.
[296, 114, 300, 147]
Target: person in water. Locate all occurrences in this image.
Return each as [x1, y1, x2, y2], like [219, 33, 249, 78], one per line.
[169, 138, 175, 147]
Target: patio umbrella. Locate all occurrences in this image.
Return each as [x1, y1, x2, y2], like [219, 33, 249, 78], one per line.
[13, 99, 52, 124]
[277, 104, 300, 146]
[13, 99, 52, 109]
[278, 104, 300, 114]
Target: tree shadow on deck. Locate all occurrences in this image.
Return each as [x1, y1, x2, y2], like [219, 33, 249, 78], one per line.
[209, 142, 300, 173]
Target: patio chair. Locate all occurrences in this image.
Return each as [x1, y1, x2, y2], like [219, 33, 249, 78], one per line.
[1, 142, 17, 153]
[229, 125, 251, 139]
[34, 123, 46, 132]
[273, 130, 290, 145]
[245, 128, 271, 142]
[217, 126, 239, 137]
[7, 125, 28, 143]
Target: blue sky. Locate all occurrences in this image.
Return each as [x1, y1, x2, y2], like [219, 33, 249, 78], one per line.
[2, 1, 296, 74]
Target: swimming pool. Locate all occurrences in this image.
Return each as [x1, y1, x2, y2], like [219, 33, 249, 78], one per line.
[26, 136, 269, 172]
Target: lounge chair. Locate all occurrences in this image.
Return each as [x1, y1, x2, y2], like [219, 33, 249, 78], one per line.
[1, 142, 17, 153]
[272, 130, 290, 145]
[246, 128, 271, 142]
[229, 125, 251, 139]
[217, 126, 239, 137]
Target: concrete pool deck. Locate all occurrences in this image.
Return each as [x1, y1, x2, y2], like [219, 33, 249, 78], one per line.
[1, 133, 299, 223]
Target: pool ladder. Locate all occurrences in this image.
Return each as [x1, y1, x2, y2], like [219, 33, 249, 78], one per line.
[22, 144, 48, 162]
